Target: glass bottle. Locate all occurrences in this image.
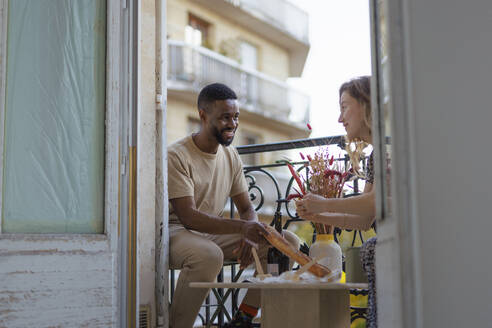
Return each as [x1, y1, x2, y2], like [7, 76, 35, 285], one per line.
[266, 215, 290, 276]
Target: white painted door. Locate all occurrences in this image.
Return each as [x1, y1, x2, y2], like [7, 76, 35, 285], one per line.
[0, 1, 127, 326]
[371, 0, 492, 327]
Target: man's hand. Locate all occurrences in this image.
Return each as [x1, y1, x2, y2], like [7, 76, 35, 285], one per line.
[240, 221, 268, 244]
[233, 238, 257, 269]
[232, 221, 268, 269]
[295, 192, 328, 217]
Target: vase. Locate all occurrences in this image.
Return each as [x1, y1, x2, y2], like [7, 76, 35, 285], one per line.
[309, 234, 342, 281]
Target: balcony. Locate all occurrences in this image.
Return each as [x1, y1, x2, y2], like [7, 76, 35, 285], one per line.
[189, 0, 310, 76]
[167, 40, 310, 128]
[170, 135, 371, 327]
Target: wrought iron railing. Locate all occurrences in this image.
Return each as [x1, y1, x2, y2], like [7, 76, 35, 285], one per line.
[167, 40, 310, 125]
[236, 136, 365, 225]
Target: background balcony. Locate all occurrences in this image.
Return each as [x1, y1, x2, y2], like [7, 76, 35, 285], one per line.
[223, 0, 309, 43]
[168, 40, 310, 127]
[189, 0, 310, 76]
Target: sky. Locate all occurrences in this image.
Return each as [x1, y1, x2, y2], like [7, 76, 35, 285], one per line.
[288, 0, 372, 138]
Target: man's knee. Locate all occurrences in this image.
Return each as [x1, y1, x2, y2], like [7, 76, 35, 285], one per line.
[282, 230, 301, 269]
[282, 229, 301, 250]
[171, 233, 225, 281]
[190, 242, 224, 279]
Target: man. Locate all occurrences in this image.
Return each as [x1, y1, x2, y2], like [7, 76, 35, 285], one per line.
[168, 83, 299, 328]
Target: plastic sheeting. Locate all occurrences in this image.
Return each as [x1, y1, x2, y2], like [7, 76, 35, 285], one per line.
[2, 0, 106, 233]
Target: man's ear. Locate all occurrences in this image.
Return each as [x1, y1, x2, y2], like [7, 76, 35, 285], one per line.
[198, 108, 207, 122]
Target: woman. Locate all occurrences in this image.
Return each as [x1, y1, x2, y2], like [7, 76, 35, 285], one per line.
[296, 75, 375, 229]
[295, 75, 378, 327]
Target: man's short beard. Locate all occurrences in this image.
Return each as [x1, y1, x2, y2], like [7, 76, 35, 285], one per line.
[213, 127, 235, 146]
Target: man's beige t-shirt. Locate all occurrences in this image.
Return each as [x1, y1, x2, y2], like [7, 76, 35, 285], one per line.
[168, 135, 248, 226]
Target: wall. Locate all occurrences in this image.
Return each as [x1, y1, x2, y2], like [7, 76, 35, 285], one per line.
[164, 0, 309, 169]
[166, 98, 194, 144]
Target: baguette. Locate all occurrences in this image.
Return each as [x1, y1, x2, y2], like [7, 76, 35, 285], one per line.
[261, 225, 331, 278]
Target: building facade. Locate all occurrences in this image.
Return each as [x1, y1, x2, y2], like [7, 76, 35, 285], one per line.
[165, 0, 311, 167]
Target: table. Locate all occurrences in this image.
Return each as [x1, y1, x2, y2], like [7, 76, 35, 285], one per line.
[190, 281, 368, 328]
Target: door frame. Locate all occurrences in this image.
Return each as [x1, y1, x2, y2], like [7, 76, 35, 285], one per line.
[369, 0, 423, 327]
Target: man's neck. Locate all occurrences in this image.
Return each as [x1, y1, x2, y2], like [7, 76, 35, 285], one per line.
[192, 132, 219, 154]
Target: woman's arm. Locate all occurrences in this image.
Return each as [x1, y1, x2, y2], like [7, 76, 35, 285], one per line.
[296, 179, 374, 216]
[303, 212, 374, 231]
[296, 190, 375, 217]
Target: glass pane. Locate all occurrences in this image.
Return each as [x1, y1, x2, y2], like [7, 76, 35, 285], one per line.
[2, 0, 106, 233]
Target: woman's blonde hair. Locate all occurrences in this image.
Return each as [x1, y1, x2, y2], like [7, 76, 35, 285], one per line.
[339, 76, 372, 175]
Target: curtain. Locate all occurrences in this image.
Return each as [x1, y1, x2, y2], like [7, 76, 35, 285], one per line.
[2, 0, 106, 233]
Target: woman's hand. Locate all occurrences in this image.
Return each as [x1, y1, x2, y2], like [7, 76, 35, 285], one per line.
[295, 193, 329, 216]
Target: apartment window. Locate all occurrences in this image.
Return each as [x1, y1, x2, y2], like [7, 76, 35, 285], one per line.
[187, 117, 201, 135]
[186, 13, 211, 47]
[0, 1, 106, 233]
[241, 132, 260, 166]
[240, 41, 258, 70]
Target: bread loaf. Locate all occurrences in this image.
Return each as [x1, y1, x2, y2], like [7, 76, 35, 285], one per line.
[262, 225, 331, 278]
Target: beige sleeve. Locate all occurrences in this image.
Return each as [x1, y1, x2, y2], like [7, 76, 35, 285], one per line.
[167, 150, 194, 200]
[230, 149, 248, 197]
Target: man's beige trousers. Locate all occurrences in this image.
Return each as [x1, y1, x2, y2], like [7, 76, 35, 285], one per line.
[168, 225, 300, 328]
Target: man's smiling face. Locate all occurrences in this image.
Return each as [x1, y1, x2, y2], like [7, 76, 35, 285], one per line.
[205, 99, 239, 146]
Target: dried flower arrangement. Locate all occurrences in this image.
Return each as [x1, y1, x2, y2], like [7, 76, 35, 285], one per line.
[287, 147, 351, 235]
